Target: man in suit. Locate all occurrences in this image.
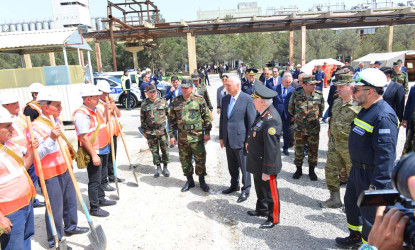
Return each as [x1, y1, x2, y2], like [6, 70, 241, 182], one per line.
[380, 67, 405, 122]
[403, 85, 415, 131]
[164, 76, 182, 106]
[268, 67, 281, 89]
[216, 75, 228, 114]
[272, 74, 295, 156]
[262, 68, 273, 89]
[219, 76, 256, 203]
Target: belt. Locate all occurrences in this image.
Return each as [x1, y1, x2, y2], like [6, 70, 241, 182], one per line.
[179, 124, 202, 130]
[352, 161, 375, 170]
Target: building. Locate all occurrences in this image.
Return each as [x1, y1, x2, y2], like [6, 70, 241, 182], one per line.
[51, 0, 91, 29]
[197, 2, 262, 20]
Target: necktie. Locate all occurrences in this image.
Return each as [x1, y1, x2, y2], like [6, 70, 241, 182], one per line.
[228, 97, 235, 118]
[282, 87, 286, 98]
[274, 78, 277, 86]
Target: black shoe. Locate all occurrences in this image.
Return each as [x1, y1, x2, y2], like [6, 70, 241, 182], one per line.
[162, 166, 170, 177]
[199, 175, 210, 192]
[99, 199, 117, 207]
[65, 227, 89, 236]
[222, 186, 240, 194]
[283, 148, 289, 156]
[102, 183, 115, 192]
[181, 176, 195, 192]
[33, 201, 45, 208]
[259, 220, 276, 229]
[237, 193, 249, 203]
[90, 208, 110, 217]
[247, 210, 267, 217]
[154, 165, 162, 178]
[293, 169, 303, 179]
[335, 231, 362, 248]
[108, 177, 124, 183]
[309, 168, 317, 181]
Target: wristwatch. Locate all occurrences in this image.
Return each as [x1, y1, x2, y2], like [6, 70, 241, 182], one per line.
[359, 243, 378, 250]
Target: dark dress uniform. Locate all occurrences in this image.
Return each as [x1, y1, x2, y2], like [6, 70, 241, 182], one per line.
[246, 82, 282, 228]
[241, 69, 259, 95]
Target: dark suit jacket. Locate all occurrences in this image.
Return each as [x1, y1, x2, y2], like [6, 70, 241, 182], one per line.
[264, 78, 273, 89]
[272, 84, 295, 120]
[164, 87, 182, 106]
[383, 80, 405, 122]
[219, 92, 256, 149]
[404, 85, 415, 122]
[216, 86, 227, 109]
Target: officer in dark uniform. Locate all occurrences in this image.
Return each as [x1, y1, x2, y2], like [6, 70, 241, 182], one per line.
[335, 68, 399, 248]
[246, 81, 282, 229]
[241, 68, 259, 95]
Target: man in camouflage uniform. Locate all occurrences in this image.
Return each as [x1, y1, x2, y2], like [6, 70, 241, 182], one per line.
[169, 80, 212, 192]
[392, 61, 409, 94]
[320, 73, 361, 208]
[402, 109, 415, 157]
[288, 75, 324, 181]
[140, 84, 170, 178]
[192, 74, 213, 111]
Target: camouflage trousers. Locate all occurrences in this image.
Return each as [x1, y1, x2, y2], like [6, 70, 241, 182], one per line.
[294, 131, 319, 167]
[178, 139, 207, 176]
[325, 137, 351, 192]
[146, 134, 170, 165]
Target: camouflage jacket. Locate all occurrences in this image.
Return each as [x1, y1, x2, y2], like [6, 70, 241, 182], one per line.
[392, 71, 409, 94]
[329, 98, 361, 144]
[402, 109, 415, 156]
[195, 84, 213, 111]
[168, 94, 212, 143]
[288, 88, 324, 133]
[140, 97, 168, 136]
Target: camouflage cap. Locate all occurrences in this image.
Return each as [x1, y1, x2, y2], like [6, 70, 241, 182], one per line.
[335, 74, 354, 86]
[302, 75, 316, 84]
[334, 68, 351, 76]
[181, 79, 192, 88]
[191, 74, 199, 81]
[145, 84, 157, 92]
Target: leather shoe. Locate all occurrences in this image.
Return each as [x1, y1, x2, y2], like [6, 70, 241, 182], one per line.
[100, 199, 117, 207]
[65, 227, 89, 236]
[102, 183, 115, 192]
[247, 210, 267, 217]
[108, 177, 124, 183]
[33, 201, 45, 208]
[222, 186, 240, 194]
[283, 148, 289, 156]
[259, 220, 276, 229]
[237, 193, 249, 203]
[90, 208, 109, 217]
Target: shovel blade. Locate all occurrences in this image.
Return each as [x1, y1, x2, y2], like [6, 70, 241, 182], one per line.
[131, 165, 139, 186]
[88, 225, 107, 250]
[56, 238, 67, 250]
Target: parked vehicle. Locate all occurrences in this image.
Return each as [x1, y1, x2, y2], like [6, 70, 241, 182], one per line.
[93, 76, 141, 109]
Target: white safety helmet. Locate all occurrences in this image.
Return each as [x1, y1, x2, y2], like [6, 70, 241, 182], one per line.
[353, 68, 388, 88]
[145, 68, 151, 72]
[0, 107, 13, 124]
[96, 80, 111, 93]
[37, 88, 62, 102]
[0, 93, 19, 105]
[29, 82, 44, 93]
[80, 84, 102, 97]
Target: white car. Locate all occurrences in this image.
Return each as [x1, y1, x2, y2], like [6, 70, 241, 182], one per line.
[93, 76, 141, 108]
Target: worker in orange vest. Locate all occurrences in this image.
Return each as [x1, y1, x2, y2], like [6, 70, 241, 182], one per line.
[0, 106, 38, 250]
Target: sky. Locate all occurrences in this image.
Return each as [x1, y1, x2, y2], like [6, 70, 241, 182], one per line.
[0, 0, 378, 24]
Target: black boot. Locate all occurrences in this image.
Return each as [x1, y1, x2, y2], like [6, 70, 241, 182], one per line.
[335, 230, 362, 248]
[162, 163, 170, 177]
[293, 166, 302, 179]
[309, 166, 317, 181]
[154, 164, 162, 178]
[199, 175, 210, 192]
[181, 175, 195, 192]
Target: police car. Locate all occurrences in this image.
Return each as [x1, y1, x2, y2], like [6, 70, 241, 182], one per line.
[93, 76, 141, 109]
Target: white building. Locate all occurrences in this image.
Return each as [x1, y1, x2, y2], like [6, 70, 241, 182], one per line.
[197, 2, 262, 20]
[51, 0, 91, 29]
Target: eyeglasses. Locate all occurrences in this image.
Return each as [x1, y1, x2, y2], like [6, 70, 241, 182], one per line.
[352, 87, 371, 94]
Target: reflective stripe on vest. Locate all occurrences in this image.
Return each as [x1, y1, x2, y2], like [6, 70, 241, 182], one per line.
[32, 117, 68, 180]
[11, 113, 28, 148]
[121, 75, 130, 91]
[24, 101, 42, 116]
[354, 118, 374, 133]
[74, 106, 110, 151]
[0, 142, 36, 215]
[97, 101, 121, 137]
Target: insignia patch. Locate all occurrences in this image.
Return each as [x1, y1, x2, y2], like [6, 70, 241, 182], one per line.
[353, 126, 365, 136]
[244, 86, 248, 89]
[268, 127, 276, 135]
[255, 121, 263, 127]
[379, 129, 390, 134]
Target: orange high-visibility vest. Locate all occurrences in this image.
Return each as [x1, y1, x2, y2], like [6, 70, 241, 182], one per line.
[0, 141, 36, 215]
[11, 113, 29, 148]
[97, 100, 121, 137]
[32, 116, 69, 180]
[73, 105, 110, 153]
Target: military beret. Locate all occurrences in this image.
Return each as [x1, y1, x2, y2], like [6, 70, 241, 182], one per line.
[246, 68, 258, 75]
[251, 81, 278, 99]
[180, 79, 192, 88]
[302, 75, 316, 84]
[145, 84, 157, 92]
[335, 74, 354, 86]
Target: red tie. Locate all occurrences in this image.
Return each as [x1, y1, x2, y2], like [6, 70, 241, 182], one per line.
[274, 78, 277, 86]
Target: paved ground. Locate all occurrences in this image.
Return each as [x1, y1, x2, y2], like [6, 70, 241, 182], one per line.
[31, 73, 409, 249]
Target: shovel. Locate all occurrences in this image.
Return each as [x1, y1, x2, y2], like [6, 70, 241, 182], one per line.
[105, 97, 120, 199]
[113, 114, 139, 186]
[26, 117, 67, 250]
[49, 116, 107, 250]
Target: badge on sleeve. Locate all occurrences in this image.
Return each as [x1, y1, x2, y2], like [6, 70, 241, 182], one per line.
[268, 127, 276, 135]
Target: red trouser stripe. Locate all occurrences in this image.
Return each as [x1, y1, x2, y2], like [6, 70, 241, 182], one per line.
[270, 175, 280, 224]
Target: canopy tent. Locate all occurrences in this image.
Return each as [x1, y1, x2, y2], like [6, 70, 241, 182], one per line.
[301, 58, 344, 74]
[352, 51, 414, 69]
